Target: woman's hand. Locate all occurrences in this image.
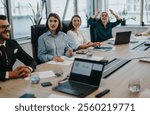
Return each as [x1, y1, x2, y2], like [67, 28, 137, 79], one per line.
[93, 42, 101, 47]
[52, 56, 64, 62]
[67, 48, 73, 57]
[92, 10, 100, 19]
[109, 9, 114, 15]
[135, 33, 142, 36]
[95, 10, 100, 16]
[87, 42, 94, 46]
[109, 9, 120, 19]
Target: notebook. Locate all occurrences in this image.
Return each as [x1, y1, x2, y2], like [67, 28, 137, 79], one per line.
[52, 58, 105, 98]
[108, 31, 132, 45]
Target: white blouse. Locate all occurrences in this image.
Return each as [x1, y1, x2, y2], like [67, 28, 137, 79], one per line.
[67, 29, 88, 50]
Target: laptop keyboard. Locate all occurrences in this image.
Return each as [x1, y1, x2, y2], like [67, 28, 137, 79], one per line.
[53, 81, 97, 98]
[102, 58, 131, 78]
[132, 41, 150, 51]
[61, 81, 96, 92]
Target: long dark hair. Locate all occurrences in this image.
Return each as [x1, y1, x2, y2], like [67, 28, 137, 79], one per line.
[68, 15, 81, 31]
[46, 13, 62, 34]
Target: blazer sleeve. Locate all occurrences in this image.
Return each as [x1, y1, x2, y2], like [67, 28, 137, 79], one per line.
[0, 72, 6, 81]
[14, 40, 37, 71]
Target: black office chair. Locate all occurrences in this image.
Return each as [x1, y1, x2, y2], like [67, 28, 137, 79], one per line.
[31, 21, 70, 64]
[62, 20, 70, 33]
[31, 25, 47, 64]
[90, 26, 97, 42]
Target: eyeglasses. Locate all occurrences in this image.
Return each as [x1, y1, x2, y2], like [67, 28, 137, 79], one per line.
[0, 25, 11, 29]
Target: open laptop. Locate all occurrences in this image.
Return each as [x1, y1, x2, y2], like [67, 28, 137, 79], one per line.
[108, 31, 132, 45]
[52, 58, 105, 98]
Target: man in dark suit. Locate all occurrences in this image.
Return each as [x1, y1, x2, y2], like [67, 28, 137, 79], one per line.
[0, 15, 37, 81]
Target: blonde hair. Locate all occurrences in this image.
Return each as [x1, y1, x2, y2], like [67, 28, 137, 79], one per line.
[100, 12, 109, 23]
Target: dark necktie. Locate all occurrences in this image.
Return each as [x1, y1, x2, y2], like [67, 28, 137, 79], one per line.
[0, 45, 9, 65]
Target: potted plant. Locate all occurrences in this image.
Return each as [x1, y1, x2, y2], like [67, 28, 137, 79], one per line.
[122, 16, 136, 26]
[29, 0, 46, 25]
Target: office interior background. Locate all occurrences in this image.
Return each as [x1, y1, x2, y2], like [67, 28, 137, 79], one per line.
[0, 0, 149, 60]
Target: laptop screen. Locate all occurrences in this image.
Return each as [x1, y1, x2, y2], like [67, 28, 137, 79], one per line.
[69, 58, 104, 87]
[115, 31, 131, 45]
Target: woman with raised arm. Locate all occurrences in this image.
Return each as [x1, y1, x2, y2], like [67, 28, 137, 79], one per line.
[38, 13, 73, 63]
[67, 15, 100, 50]
[88, 9, 122, 42]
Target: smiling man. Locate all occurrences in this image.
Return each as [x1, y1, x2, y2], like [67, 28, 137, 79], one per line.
[0, 15, 37, 81]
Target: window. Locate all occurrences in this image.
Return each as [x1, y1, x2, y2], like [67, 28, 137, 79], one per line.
[51, 0, 88, 27]
[0, 0, 5, 14]
[10, 0, 46, 39]
[144, 0, 150, 24]
[51, 0, 74, 20]
[78, 0, 88, 27]
[108, 0, 140, 25]
[4, 0, 149, 41]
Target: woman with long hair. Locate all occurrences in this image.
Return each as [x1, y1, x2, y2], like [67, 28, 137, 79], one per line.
[88, 9, 122, 42]
[38, 13, 73, 62]
[67, 15, 100, 50]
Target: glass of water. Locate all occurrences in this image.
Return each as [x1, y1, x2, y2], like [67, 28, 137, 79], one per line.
[128, 78, 141, 93]
[30, 73, 40, 84]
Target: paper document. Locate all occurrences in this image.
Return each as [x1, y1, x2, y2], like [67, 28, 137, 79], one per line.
[81, 55, 104, 61]
[61, 56, 82, 61]
[61, 56, 75, 61]
[25, 70, 55, 80]
[46, 60, 73, 65]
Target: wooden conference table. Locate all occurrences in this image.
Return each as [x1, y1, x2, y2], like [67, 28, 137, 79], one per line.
[0, 37, 150, 98]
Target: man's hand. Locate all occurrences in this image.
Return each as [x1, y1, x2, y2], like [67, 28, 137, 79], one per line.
[16, 66, 31, 78]
[9, 66, 31, 79]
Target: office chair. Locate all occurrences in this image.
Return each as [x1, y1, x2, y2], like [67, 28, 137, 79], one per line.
[62, 20, 70, 33]
[90, 26, 97, 42]
[31, 21, 70, 64]
[31, 25, 47, 64]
